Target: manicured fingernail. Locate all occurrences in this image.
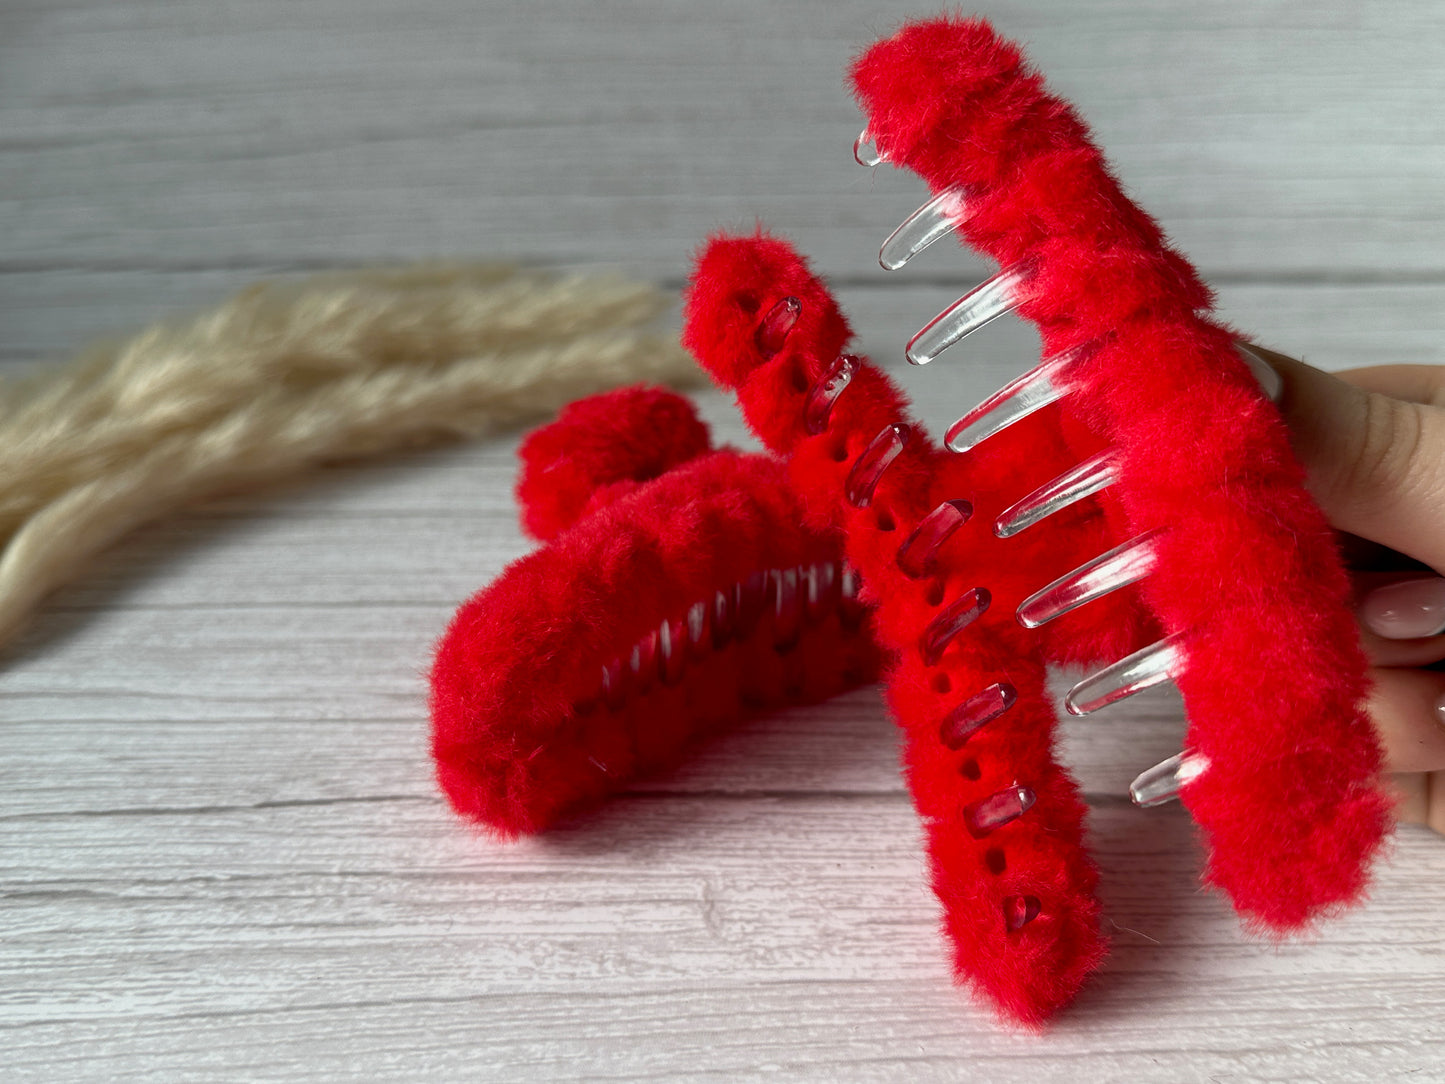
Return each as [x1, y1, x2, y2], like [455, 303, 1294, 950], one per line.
[1360, 577, 1445, 639]
[1234, 342, 1284, 402]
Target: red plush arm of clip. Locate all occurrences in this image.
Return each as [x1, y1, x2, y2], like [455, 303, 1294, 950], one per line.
[686, 234, 1115, 1027]
[851, 15, 1390, 930]
[430, 385, 878, 837]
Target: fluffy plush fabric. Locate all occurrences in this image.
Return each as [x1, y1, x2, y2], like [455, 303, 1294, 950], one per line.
[851, 14, 1389, 929]
[685, 232, 1121, 1027]
[515, 384, 712, 541]
[430, 386, 879, 836]
[0, 265, 700, 653]
[678, 15, 1389, 1028]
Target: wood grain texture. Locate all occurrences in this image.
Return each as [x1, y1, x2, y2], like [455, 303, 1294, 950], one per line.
[3, 1, 1445, 1081]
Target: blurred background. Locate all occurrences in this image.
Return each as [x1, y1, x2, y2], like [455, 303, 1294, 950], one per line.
[7, 1, 1443, 373]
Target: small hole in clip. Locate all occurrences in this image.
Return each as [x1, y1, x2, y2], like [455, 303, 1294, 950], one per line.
[925, 581, 945, 607]
[876, 511, 896, 532]
[960, 758, 982, 781]
[830, 441, 849, 462]
[791, 367, 809, 393]
[984, 847, 1007, 875]
[931, 673, 951, 695]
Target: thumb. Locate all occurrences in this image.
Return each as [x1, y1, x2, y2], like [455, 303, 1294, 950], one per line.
[1250, 344, 1445, 574]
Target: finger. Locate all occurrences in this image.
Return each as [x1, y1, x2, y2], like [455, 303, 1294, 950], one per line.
[1390, 771, 1425, 823]
[1251, 346, 1445, 573]
[1389, 771, 1445, 835]
[1354, 572, 1445, 667]
[1335, 364, 1445, 407]
[1358, 629, 1445, 669]
[1366, 667, 1445, 774]
[1336, 531, 1432, 573]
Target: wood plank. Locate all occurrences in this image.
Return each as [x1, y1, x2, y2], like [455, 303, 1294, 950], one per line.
[0, 675, 1191, 812]
[3, 795, 1442, 1080]
[1, 0, 1442, 280]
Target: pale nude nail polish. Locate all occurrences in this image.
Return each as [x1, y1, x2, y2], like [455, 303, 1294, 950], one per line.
[1234, 342, 1284, 402]
[1360, 577, 1445, 639]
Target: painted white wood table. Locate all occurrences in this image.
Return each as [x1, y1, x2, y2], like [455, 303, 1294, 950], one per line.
[3, 2, 1444, 1080]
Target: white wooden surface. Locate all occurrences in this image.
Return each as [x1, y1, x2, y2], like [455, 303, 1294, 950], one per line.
[4, 2, 1445, 1080]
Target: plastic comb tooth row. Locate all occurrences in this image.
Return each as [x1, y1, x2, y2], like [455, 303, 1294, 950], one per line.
[428, 386, 879, 837]
[685, 13, 1392, 1028]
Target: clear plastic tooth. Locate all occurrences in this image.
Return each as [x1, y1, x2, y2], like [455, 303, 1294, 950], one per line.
[965, 784, 1036, 838]
[944, 352, 1073, 453]
[711, 588, 734, 650]
[896, 499, 973, 579]
[839, 564, 867, 630]
[805, 562, 840, 622]
[879, 186, 969, 271]
[659, 617, 687, 686]
[1234, 342, 1285, 403]
[1130, 751, 1211, 808]
[996, 450, 1118, 538]
[845, 424, 909, 508]
[773, 567, 803, 651]
[1065, 633, 1186, 716]
[755, 296, 801, 359]
[853, 128, 884, 167]
[921, 587, 991, 666]
[1017, 528, 1162, 630]
[629, 629, 658, 695]
[685, 601, 709, 662]
[733, 570, 769, 639]
[939, 682, 1016, 749]
[907, 267, 1027, 366]
[601, 658, 627, 711]
[1003, 895, 1042, 931]
[804, 353, 859, 435]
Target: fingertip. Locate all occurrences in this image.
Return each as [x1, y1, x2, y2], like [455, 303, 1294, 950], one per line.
[1233, 341, 1284, 402]
[1262, 347, 1445, 573]
[1359, 576, 1445, 640]
[1256, 346, 1362, 456]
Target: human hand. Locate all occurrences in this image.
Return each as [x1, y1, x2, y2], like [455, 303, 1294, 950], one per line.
[1243, 343, 1445, 834]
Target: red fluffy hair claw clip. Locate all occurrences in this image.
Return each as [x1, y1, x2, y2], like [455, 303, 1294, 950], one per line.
[429, 384, 878, 836]
[682, 15, 1392, 1027]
